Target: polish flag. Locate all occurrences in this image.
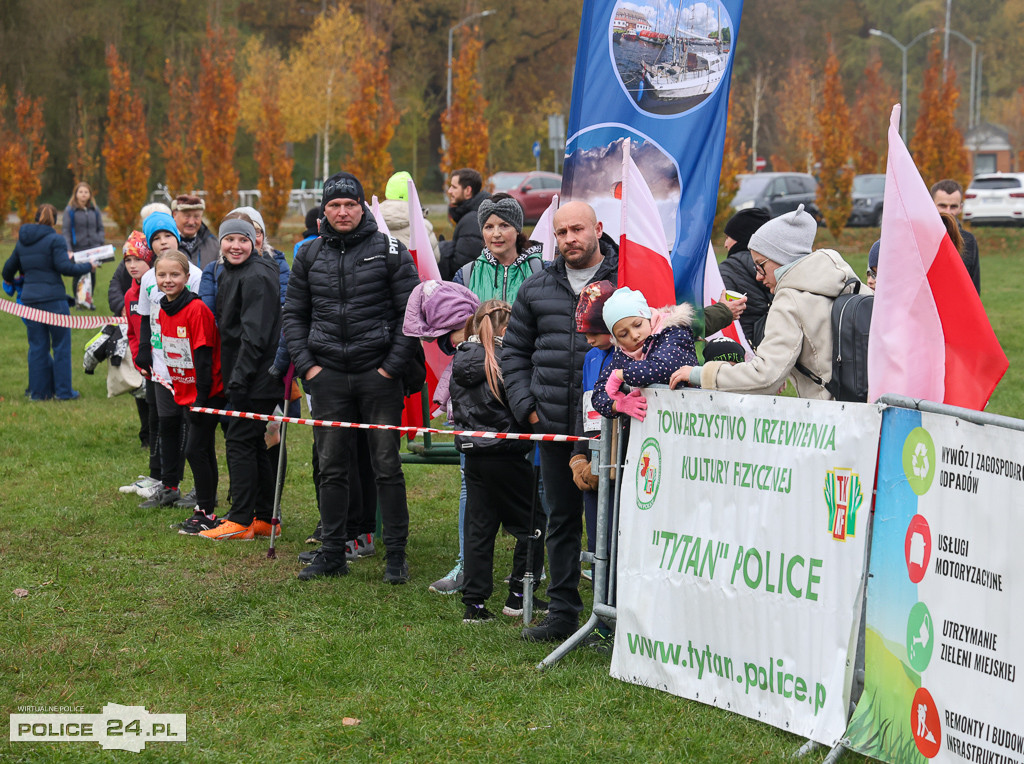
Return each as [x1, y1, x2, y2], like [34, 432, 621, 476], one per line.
[701, 242, 752, 357]
[370, 195, 391, 236]
[867, 104, 1007, 408]
[530, 194, 559, 262]
[405, 178, 450, 424]
[618, 138, 676, 309]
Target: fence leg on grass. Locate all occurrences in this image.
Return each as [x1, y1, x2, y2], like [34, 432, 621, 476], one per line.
[538, 417, 618, 669]
[791, 739, 820, 758]
[822, 741, 847, 764]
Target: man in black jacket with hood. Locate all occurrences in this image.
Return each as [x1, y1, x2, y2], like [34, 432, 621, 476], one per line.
[438, 168, 490, 280]
[502, 201, 618, 642]
[283, 172, 420, 583]
[718, 208, 772, 348]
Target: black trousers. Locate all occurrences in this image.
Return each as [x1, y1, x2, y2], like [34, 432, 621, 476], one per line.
[154, 382, 189, 489]
[223, 398, 278, 524]
[461, 452, 544, 606]
[311, 428, 377, 539]
[538, 442, 584, 623]
[184, 398, 224, 514]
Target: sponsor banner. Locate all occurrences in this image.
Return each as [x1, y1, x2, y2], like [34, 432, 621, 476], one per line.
[611, 389, 882, 744]
[564, 0, 743, 305]
[846, 407, 1024, 763]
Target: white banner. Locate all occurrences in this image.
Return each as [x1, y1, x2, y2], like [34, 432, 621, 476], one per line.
[611, 389, 882, 744]
[847, 407, 1024, 763]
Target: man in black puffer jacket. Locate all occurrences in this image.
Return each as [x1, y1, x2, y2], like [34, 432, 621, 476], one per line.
[501, 201, 618, 642]
[283, 171, 420, 584]
[718, 208, 772, 348]
[438, 168, 490, 281]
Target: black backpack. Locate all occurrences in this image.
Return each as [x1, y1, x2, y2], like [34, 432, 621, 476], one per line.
[795, 277, 873, 402]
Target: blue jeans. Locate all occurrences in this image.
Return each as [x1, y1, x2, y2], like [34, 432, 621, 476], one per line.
[24, 299, 74, 400]
[308, 367, 409, 557]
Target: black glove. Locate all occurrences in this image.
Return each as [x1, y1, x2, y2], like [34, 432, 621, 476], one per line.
[134, 346, 152, 372]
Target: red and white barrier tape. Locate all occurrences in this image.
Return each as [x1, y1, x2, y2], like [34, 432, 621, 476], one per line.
[189, 406, 593, 443]
[0, 299, 126, 329]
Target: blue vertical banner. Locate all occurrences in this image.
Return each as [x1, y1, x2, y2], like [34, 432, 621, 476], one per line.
[563, 0, 743, 305]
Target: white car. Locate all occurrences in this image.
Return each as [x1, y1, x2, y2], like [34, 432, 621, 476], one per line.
[963, 173, 1024, 226]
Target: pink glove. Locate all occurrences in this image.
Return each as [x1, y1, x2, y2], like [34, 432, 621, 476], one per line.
[605, 372, 625, 399]
[615, 389, 647, 421]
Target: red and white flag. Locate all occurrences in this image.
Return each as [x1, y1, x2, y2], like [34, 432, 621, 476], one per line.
[530, 194, 559, 262]
[370, 195, 391, 237]
[618, 138, 676, 309]
[867, 104, 1007, 409]
[701, 242, 752, 357]
[405, 178, 450, 423]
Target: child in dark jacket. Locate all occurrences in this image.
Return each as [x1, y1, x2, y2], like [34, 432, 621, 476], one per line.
[592, 287, 699, 420]
[450, 300, 547, 624]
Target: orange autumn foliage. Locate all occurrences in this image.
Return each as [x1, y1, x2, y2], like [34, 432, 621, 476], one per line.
[771, 56, 818, 173]
[715, 92, 748, 238]
[850, 56, 897, 174]
[68, 96, 100, 188]
[345, 37, 398, 197]
[103, 45, 151, 236]
[196, 25, 240, 225]
[10, 89, 48, 228]
[0, 87, 15, 225]
[157, 60, 200, 197]
[440, 27, 489, 178]
[911, 44, 968, 189]
[814, 45, 854, 239]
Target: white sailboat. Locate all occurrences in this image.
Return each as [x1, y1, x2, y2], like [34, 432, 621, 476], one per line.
[641, 4, 728, 101]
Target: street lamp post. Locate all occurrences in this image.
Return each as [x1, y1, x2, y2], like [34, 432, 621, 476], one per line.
[442, 9, 495, 153]
[869, 27, 939, 143]
[944, 28, 978, 129]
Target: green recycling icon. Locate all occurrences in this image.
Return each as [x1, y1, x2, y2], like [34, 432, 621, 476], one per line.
[902, 427, 936, 495]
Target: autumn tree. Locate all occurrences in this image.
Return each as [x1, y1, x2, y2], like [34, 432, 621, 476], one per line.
[281, 8, 365, 182]
[9, 90, 49, 227]
[814, 46, 854, 239]
[0, 87, 14, 224]
[850, 55, 898, 174]
[345, 36, 398, 197]
[103, 45, 151, 236]
[240, 37, 293, 237]
[715, 92, 748, 238]
[196, 25, 240, 225]
[157, 60, 200, 197]
[911, 44, 968, 188]
[68, 96, 100, 187]
[440, 26, 489, 177]
[770, 56, 818, 173]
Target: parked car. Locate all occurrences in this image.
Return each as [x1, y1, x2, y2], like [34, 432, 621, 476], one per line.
[847, 174, 885, 227]
[730, 172, 822, 222]
[486, 171, 562, 224]
[963, 173, 1024, 226]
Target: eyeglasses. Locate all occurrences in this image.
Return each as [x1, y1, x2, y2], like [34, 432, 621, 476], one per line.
[866, 267, 877, 279]
[753, 257, 768, 277]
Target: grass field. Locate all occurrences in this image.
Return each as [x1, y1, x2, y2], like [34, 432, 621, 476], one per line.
[1, 220, 1019, 762]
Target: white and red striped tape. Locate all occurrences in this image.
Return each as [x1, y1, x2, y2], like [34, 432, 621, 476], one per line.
[0, 299, 126, 329]
[189, 406, 593, 443]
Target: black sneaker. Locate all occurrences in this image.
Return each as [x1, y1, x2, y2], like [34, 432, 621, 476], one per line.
[462, 604, 495, 623]
[174, 489, 197, 509]
[177, 511, 219, 536]
[383, 555, 410, 585]
[297, 552, 349, 581]
[139, 487, 181, 509]
[305, 521, 323, 545]
[582, 627, 615, 656]
[298, 548, 322, 566]
[521, 614, 577, 642]
[502, 591, 550, 618]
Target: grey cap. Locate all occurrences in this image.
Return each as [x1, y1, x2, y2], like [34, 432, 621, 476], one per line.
[748, 204, 817, 266]
[218, 218, 257, 251]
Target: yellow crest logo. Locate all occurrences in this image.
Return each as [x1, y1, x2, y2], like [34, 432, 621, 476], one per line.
[177, 327, 187, 338]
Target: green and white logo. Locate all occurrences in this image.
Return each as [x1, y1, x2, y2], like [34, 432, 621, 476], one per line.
[635, 438, 662, 511]
[902, 427, 936, 496]
[906, 601, 934, 673]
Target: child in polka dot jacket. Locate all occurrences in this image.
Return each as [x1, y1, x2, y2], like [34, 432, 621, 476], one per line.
[591, 287, 698, 421]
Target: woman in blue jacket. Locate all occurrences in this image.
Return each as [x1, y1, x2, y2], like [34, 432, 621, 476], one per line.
[62, 182, 105, 309]
[3, 204, 95, 400]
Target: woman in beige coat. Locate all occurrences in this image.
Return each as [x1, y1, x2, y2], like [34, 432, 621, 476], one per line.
[670, 205, 866, 400]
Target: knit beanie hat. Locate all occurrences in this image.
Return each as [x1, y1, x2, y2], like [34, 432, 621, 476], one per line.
[143, 211, 181, 249]
[868, 240, 881, 270]
[232, 206, 266, 235]
[122, 230, 153, 265]
[171, 194, 205, 212]
[703, 337, 745, 364]
[602, 286, 652, 333]
[219, 218, 257, 251]
[747, 204, 817, 265]
[321, 172, 365, 209]
[385, 171, 413, 202]
[403, 280, 480, 340]
[575, 280, 616, 333]
[140, 202, 172, 221]
[477, 196, 524, 233]
[724, 208, 770, 250]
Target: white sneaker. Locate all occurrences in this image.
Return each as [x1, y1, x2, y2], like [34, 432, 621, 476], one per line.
[137, 480, 164, 500]
[119, 476, 159, 495]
